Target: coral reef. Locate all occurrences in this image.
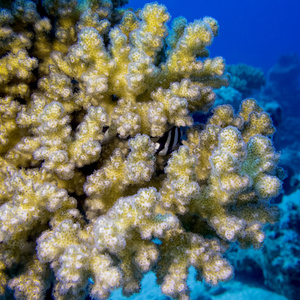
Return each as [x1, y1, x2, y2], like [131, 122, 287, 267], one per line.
[258, 54, 300, 170]
[214, 55, 300, 300]
[214, 63, 265, 110]
[265, 54, 300, 99]
[214, 86, 242, 109]
[262, 53, 300, 119]
[0, 1, 283, 299]
[226, 189, 300, 300]
[226, 64, 265, 97]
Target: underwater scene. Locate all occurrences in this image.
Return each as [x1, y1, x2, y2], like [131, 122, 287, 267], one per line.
[0, 0, 299, 299]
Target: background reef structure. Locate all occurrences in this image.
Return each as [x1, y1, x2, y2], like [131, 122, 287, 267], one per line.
[0, 0, 284, 299]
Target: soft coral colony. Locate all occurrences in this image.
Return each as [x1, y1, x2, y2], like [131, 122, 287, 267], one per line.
[0, 0, 283, 299]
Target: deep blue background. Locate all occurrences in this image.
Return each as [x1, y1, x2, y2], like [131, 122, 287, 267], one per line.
[125, 0, 300, 72]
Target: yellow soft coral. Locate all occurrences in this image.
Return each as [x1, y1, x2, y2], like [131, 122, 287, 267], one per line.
[69, 106, 108, 167]
[33, 101, 75, 179]
[185, 99, 280, 248]
[0, 1, 283, 299]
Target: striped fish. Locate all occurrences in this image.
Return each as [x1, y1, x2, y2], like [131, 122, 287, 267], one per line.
[101, 125, 183, 156]
[153, 126, 182, 156]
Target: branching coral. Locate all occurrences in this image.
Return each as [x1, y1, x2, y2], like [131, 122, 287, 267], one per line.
[226, 63, 266, 96]
[0, 1, 283, 299]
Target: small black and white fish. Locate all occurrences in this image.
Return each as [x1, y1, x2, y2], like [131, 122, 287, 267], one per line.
[152, 126, 183, 156]
[101, 124, 184, 156]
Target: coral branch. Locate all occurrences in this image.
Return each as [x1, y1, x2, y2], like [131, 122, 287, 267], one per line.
[0, 1, 283, 299]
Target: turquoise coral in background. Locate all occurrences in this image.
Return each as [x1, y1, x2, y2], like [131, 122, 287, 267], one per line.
[0, 0, 283, 299]
[214, 63, 266, 109]
[226, 63, 266, 97]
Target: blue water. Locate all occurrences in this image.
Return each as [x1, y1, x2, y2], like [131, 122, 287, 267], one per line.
[125, 0, 300, 72]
